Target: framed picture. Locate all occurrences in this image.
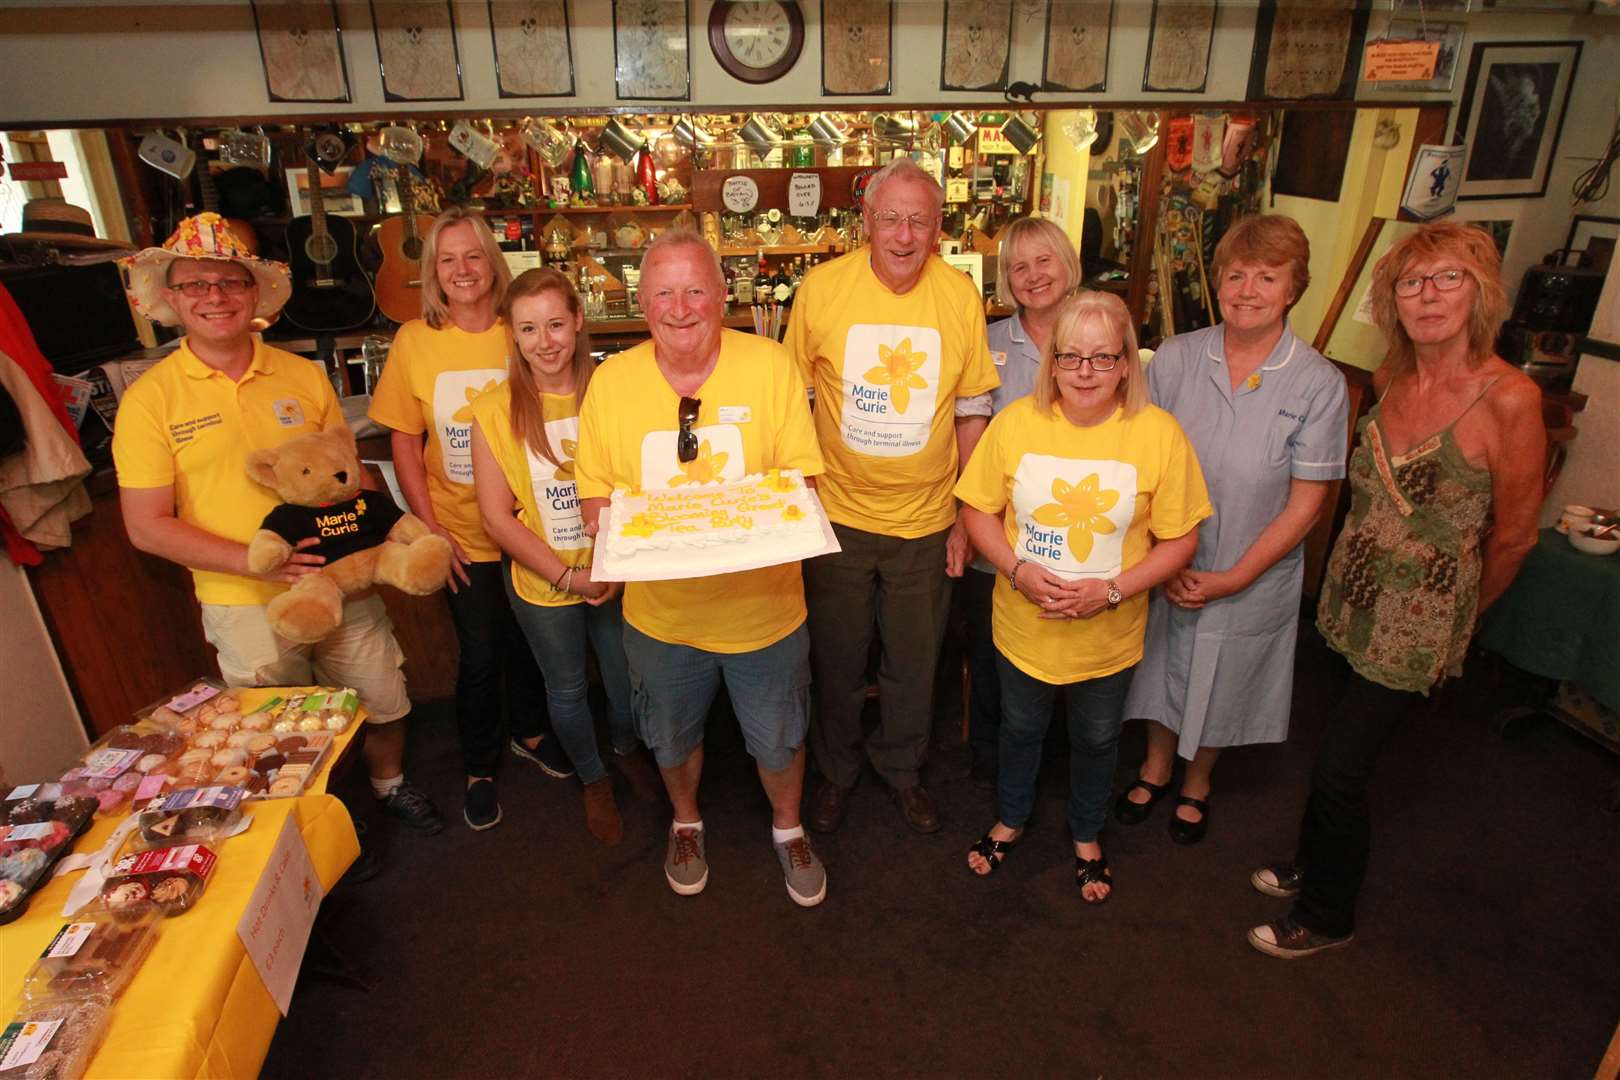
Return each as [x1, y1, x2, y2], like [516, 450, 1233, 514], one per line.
[1043, 0, 1114, 93]
[1247, 0, 1370, 101]
[489, 0, 575, 97]
[1566, 215, 1619, 268]
[250, 0, 351, 103]
[1373, 19, 1465, 92]
[285, 166, 365, 218]
[612, 0, 690, 100]
[1453, 40, 1581, 200]
[941, 0, 1014, 92]
[822, 0, 892, 95]
[1143, 0, 1215, 93]
[371, 0, 464, 101]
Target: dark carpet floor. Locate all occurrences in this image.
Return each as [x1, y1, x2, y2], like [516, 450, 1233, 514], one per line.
[262, 620, 1620, 1079]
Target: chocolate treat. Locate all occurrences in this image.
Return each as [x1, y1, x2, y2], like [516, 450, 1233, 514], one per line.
[103, 880, 149, 910]
[151, 876, 193, 907]
[142, 814, 183, 841]
[284, 750, 321, 767]
[243, 771, 269, 794]
[7, 798, 46, 824]
[27, 917, 159, 1000]
[253, 753, 286, 775]
[275, 736, 306, 753]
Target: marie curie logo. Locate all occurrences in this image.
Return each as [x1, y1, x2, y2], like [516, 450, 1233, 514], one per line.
[1012, 454, 1137, 576]
[432, 369, 506, 484]
[640, 424, 745, 488]
[840, 324, 941, 457]
[526, 416, 588, 551]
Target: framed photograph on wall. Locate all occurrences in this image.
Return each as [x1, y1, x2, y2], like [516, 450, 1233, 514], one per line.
[250, 0, 351, 103]
[489, 0, 575, 97]
[941, 0, 1014, 92]
[1373, 19, 1465, 92]
[372, 0, 464, 101]
[822, 0, 892, 95]
[1247, 0, 1370, 101]
[1044, 0, 1114, 93]
[1142, 0, 1215, 93]
[1453, 40, 1581, 200]
[612, 0, 690, 100]
[1566, 215, 1619, 269]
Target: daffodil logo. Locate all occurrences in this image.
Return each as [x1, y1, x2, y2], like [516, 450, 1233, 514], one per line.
[1032, 474, 1119, 562]
[669, 440, 728, 485]
[451, 378, 502, 422]
[863, 338, 930, 415]
[555, 438, 577, 481]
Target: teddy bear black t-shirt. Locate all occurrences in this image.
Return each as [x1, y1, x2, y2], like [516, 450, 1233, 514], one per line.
[258, 494, 405, 562]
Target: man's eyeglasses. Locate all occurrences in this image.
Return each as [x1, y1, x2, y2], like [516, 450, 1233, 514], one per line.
[868, 209, 938, 232]
[1054, 352, 1121, 372]
[168, 278, 256, 298]
[1393, 268, 1466, 298]
[677, 396, 701, 463]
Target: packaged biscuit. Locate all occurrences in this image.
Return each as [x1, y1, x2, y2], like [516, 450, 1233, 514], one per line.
[132, 787, 244, 851]
[0, 995, 111, 1080]
[21, 914, 160, 1001]
[99, 844, 217, 919]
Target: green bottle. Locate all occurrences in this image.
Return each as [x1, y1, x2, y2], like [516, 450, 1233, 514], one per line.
[571, 141, 595, 202]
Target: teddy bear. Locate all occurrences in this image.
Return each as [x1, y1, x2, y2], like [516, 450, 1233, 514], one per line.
[245, 425, 452, 644]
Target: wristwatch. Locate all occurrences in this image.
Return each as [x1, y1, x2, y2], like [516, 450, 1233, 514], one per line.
[1105, 579, 1122, 611]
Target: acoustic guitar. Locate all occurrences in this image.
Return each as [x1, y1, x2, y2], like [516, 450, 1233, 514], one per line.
[283, 133, 376, 333]
[373, 164, 437, 324]
[184, 128, 260, 255]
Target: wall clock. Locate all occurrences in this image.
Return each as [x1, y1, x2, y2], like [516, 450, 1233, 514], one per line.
[708, 0, 805, 83]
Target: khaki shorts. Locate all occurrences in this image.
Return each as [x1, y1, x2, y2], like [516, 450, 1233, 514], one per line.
[200, 593, 410, 724]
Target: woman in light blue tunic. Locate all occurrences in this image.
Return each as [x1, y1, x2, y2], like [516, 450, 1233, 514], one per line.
[1114, 215, 1349, 844]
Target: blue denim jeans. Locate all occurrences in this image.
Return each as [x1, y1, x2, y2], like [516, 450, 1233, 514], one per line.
[995, 651, 1136, 843]
[505, 576, 636, 786]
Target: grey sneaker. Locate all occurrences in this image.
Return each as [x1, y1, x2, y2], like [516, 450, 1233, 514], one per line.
[664, 826, 708, 896]
[774, 834, 827, 907]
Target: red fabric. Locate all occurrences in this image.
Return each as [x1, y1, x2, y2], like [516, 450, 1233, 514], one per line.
[0, 281, 80, 446]
[0, 502, 43, 566]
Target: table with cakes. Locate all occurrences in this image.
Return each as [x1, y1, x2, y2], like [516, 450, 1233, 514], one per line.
[0, 681, 362, 1080]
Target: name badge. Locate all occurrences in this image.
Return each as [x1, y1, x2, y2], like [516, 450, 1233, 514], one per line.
[717, 406, 751, 424]
[991, 350, 1007, 367]
[272, 399, 306, 427]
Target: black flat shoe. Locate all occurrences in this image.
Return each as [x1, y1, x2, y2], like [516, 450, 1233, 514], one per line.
[1113, 778, 1170, 825]
[1168, 795, 1209, 845]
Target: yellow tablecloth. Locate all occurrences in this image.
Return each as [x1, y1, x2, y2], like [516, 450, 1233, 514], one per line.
[0, 688, 361, 1079]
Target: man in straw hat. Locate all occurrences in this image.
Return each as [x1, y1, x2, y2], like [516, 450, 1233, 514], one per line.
[111, 212, 445, 837]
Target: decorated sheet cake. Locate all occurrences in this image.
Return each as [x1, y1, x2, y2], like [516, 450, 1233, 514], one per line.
[596, 469, 838, 581]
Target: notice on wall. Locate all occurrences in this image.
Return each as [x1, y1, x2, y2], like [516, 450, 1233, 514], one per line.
[1400, 144, 1465, 221]
[237, 813, 324, 1015]
[1363, 39, 1439, 82]
[787, 173, 822, 217]
[721, 175, 760, 213]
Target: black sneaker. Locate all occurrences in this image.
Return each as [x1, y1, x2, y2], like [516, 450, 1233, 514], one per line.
[379, 782, 445, 834]
[510, 735, 575, 779]
[1250, 862, 1304, 898]
[463, 778, 502, 831]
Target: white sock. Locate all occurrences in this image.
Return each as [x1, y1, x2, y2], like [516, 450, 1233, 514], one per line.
[371, 774, 404, 799]
[772, 824, 805, 844]
[671, 818, 703, 834]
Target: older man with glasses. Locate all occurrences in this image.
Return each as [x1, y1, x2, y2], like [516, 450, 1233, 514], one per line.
[787, 158, 1000, 836]
[574, 229, 830, 907]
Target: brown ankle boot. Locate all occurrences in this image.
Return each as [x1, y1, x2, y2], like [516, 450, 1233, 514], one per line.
[583, 777, 623, 845]
[613, 748, 665, 803]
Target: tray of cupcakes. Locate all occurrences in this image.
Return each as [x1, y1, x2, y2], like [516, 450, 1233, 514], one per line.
[0, 791, 99, 926]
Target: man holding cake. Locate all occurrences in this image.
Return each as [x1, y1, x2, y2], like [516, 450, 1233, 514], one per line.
[574, 230, 830, 907]
[788, 158, 1000, 835]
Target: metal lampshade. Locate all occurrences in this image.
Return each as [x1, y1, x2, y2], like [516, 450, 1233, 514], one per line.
[1000, 113, 1041, 155]
[943, 111, 979, 144]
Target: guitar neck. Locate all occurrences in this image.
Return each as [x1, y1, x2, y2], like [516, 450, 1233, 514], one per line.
[306, 157, 329, 238]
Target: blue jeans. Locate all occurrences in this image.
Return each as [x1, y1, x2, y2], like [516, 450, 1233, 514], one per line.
[995, 651, 1136, 843]
[505, 577, 636, 786]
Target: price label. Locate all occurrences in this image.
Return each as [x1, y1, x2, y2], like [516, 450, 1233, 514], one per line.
[787, 173, 821, 217]
[721, 175, 760, 213]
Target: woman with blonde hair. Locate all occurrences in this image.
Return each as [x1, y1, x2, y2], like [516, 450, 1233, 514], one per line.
[960, 215, 1082, 790]
[369, 207, 562, 832]
[1116, 214, 1349, 844]
[955, 290, 1211, 902]
[1248, 220, 1545, 958]
[469, 268, 655, 843]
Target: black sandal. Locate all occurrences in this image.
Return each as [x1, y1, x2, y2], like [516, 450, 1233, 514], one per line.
[1169, 796, 1210, 846]
[967, 831, 1018, 876]
[1113, 778, 1170, 825]
[1075, 853, 1112, 904]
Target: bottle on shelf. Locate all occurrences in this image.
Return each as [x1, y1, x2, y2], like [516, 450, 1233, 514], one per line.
[733, 259, 755, 305]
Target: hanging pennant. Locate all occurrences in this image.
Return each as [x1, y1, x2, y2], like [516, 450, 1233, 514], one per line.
[1166, 117, 1195, 172]
[1192, 114, 1225, 173]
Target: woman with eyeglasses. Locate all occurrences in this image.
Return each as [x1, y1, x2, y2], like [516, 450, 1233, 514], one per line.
[468, 269, 653, 844]
[369, 207, 561, 833]
[955, 290, 1211, 902]
[959, 216, 1081, 792]
[1248, 221, 1545, 958]
[1115, 215, 1349, 845]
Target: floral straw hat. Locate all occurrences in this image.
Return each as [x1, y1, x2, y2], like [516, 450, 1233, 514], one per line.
[122, 212, 291, 326]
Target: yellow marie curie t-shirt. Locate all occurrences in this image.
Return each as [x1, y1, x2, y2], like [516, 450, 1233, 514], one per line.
[574, 329, 824, 654]
[470, 382, 591, 607]
[787, 250, 999, 538]
[367, 318, 509, 561]
[112, 336, 342, 606]
[954, 397, 1212, 684]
